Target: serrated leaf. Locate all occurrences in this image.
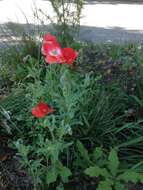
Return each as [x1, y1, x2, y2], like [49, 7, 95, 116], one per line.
[97, 179, 113, 190]
[46, 168, 58, 184]
[84, 166, 109, 178]
[108, 148, 119, 176]
[59, 166, 72, 182]
[93, 147, 103, 161]
[118, 171, 143, 183]
[76, 140, 90, 163]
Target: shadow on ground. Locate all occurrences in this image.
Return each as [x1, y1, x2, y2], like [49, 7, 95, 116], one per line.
[79, 25, 143, 43]
[1, 23, 143, 45]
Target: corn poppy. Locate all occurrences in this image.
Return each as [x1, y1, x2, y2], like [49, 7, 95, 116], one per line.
[42, 43, 65, 64]
[62, 47, 78, 65]
[43, 33, 58, 44]
[32, 102, 55, 118]
[41, 33, 78, 65]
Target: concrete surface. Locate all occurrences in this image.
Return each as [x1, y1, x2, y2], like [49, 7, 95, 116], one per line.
[0, 0, 143, 43]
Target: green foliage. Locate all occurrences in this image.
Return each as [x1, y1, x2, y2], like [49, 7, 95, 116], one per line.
[40, 0, 84, 45]
[74, 140, 106, 173]
[0, 22, 40, 86]
[97, 179, 113, 190]
[2, 41, 143, 189]
[77, 43, 139, 93]
[9, 63, 100, 189]
[1, 57, 143, 188]
[108, 148, 119, 176]
[130, 57, 143, 109]
[0, 106, 12, 134]
[0, 46, 40, 85]
[84, 148, 143, 190]
[76, 140, 91, 164]
[70, 82, 132, 161]
[0, 87, 32, 137]
[118, 171, 143, 183]
[15, 137, 72, 189]
[85, 166, 109, 178]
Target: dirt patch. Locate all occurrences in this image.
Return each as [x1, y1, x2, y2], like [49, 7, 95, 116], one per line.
[0, 135, 33, 190]
[0, 157, 34, 190]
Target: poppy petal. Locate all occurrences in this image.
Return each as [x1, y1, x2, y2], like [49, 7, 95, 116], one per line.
[32, 102, 55, 118]
[62, 47, 78, 64]
[32, 107, 45, 118]
[43, 33, 58, 43]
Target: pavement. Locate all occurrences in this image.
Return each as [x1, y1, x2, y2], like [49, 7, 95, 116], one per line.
[0, 0, 143, 43]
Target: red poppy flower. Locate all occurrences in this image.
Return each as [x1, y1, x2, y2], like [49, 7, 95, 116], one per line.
[43, 33, 58, 44]
[62, 47, 78, 65]
[41, 33, 78, 65]
[32, 102, 55, 118]
[42, 43, 65, 64]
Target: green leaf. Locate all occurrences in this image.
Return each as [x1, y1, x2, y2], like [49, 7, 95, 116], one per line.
[118, 171, 143, 183]
[97, 179, 113, 190]
[84, 166, 109, 178]
[76, 140, 91, 164]
[15, 140, 30, 158]
[114, 182, 127, 190]
[108, 148, 119, 176]
[57, 161, 72, 182]
[93, 147, 104, 161]
[46, 167, 58, 184]
[59, 166, 72, 182]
